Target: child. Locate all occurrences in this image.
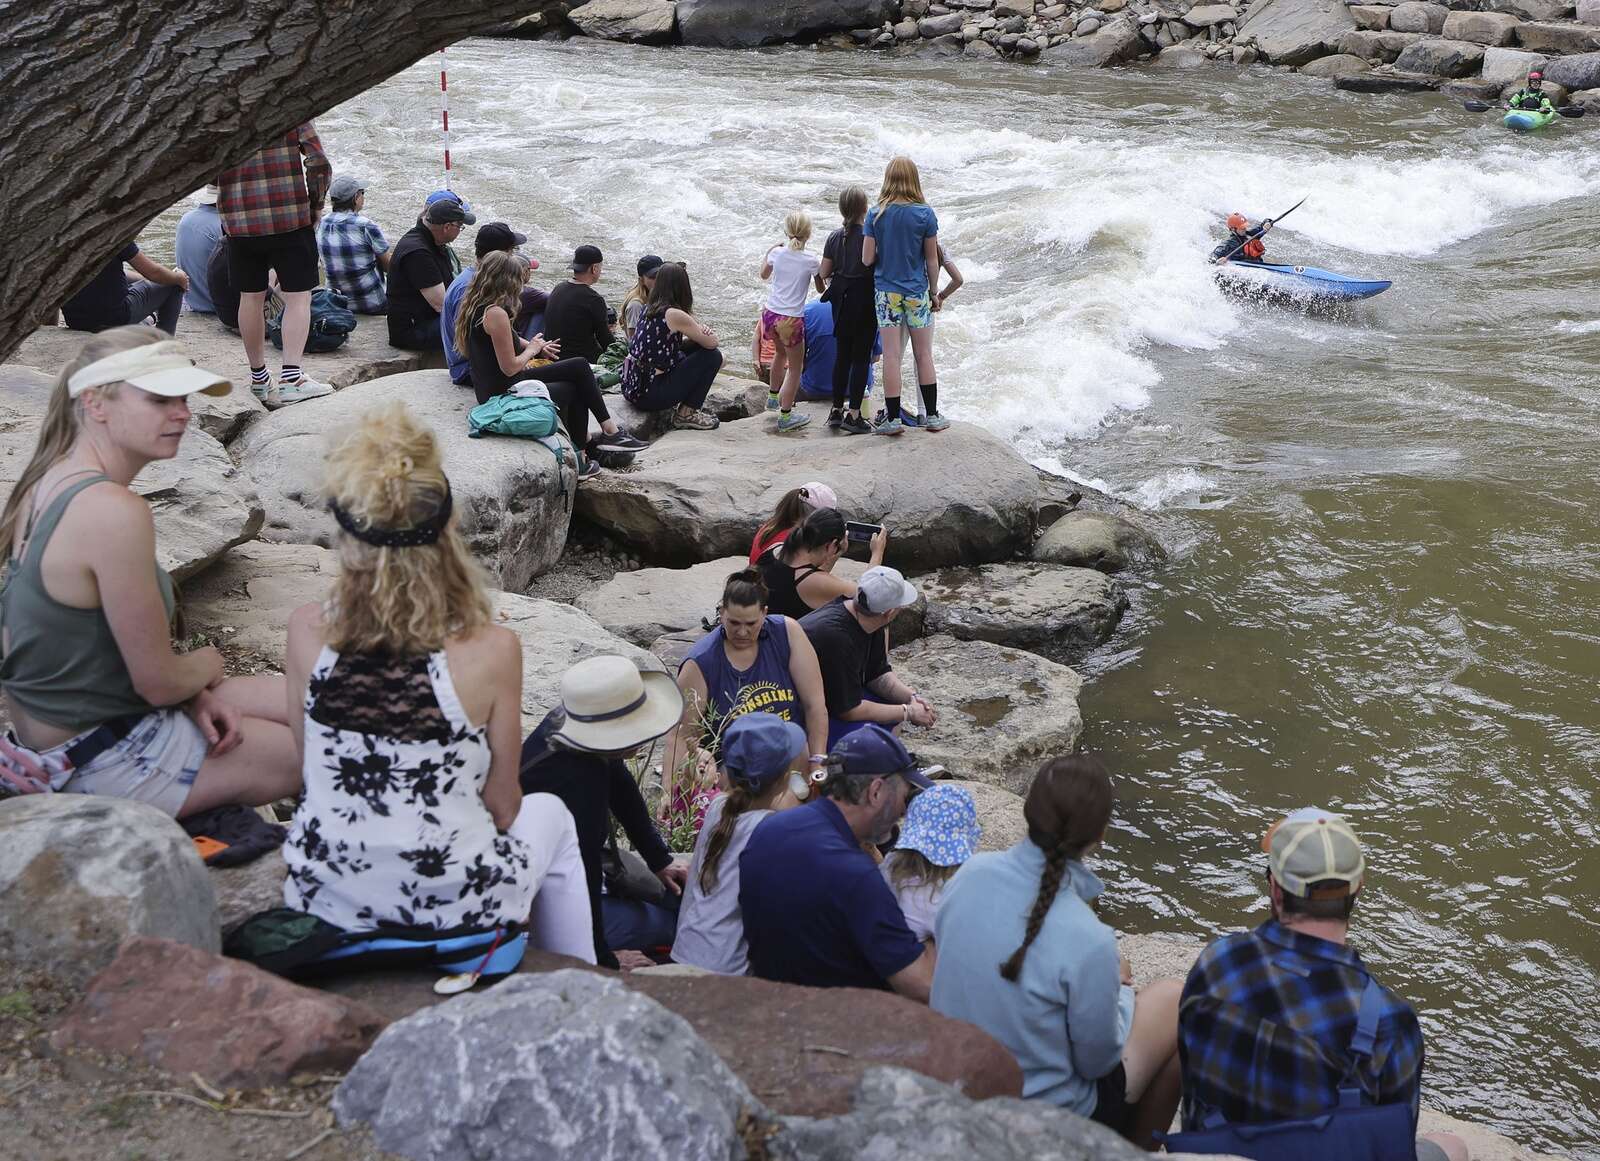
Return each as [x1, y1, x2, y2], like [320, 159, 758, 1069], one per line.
[877, 242, 962, 430]
[863, 157, 948, 435]
[819, 185, 877, 436]
[622, 254, 664, 343]
[751, 314, 777, 385]
[760, 211, 822, 434]
[880, 784, 981, 942]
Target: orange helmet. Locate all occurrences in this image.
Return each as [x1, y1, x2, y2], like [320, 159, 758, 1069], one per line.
[1226, 212, 1248, 230]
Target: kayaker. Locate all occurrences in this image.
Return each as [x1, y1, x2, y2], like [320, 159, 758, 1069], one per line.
[1210, 213, 1267, 265]
[1507, 71, 1556, 117]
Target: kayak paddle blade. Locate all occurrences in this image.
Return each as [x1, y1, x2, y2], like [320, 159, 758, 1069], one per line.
[1462, 100, 1492, 112]
[1558, 105, 1586, 118]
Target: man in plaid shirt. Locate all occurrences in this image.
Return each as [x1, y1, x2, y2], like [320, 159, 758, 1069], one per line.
[217, 121, 336, 409]
[1178, 809, 1468, 1161]
[317, 174, 390, 314]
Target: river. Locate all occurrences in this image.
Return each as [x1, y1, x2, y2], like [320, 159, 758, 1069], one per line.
[265, 38, 1600, 1154]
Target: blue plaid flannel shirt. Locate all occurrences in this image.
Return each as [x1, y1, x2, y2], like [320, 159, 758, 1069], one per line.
[1179, 919, 1425, 1133]
[316, 211, 389, 313]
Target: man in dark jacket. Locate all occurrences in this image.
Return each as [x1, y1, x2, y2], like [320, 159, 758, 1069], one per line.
[1211, 212, 1267, 264]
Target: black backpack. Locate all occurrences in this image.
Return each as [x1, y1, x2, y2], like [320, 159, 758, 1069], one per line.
[268, 287, 357, 353]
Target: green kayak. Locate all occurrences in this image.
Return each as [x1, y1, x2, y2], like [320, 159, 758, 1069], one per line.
[1504, 107, 1557, 131]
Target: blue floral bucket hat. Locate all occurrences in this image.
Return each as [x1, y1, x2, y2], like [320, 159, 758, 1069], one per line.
[896, 784, 981, 867]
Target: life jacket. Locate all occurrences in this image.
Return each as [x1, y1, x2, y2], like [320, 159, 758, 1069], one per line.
[1241, 234, 1266, 260]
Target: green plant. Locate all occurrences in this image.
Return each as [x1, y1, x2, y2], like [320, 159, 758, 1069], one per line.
[0, 990, 35, 1021]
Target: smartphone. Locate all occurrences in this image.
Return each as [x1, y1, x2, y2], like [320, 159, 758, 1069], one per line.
[845, 521, 882, 544]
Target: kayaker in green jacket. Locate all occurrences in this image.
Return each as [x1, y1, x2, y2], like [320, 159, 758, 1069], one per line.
[1508, 71, 1556, 116]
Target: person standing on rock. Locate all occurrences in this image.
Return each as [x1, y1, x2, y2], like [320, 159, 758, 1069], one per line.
[862, 157, 950, 435]
[819, 184, 878, 436]
[0, 327, 301, 815]
[760, 211, 822, 434]
[930, 755, 1183, 1151]
[216, 121, 336, 408]
[1171, 808, 1469, 1161]
[281, 402, 595, 960]
[619, 263, 723, 431]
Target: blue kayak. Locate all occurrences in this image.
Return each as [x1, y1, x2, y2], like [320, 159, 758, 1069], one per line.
[1215, 260, 1392, 302]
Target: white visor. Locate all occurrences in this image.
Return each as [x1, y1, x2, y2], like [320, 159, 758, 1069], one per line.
[66, 340, 232, 400]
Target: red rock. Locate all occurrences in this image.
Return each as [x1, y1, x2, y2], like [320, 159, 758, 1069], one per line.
[51, 936, 385, 1089]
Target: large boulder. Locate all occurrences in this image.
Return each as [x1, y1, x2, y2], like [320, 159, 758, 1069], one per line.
[1348, 4, 1391, 28]
[1480, 44, 1546, 83]
[1570, 84, 1600, 109]
[1516, 20, 1600, 51]
[677, 0, 895, 45]
[1387, 0, 1447, 31]
[1237, 0, 1356, 63]
[568, 0, 678, 40]
[917, 562, 1127, 656]
[0, 797, 218, 986]
[1041, 16, 1144, 63]
[334, 970, 760, 1161]
[1299, 50, 1374, 73]
[52, 936, 385, 1088]
[573, 419, 1038, 570]
[498, 592, 666, 723]
[1336, 67, 1442, 88]
[605, 373, 766, 441]
[1442, 10, 1520, 43]
[1541, 48, 1600, 88]
[1484, 0, 1571, 19]
[1393, 36, 1485, 73]
[1336, 27, 1424, 57]
[233, 370, 575, 590]
[892, 636, 1083, 794]
[1581, 0, 1600, 23]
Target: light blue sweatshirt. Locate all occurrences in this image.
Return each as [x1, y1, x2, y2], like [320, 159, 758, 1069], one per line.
[930, 842, 1134, 1115]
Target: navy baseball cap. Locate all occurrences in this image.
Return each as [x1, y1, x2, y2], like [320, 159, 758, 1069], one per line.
[828, 725, 934, 789]
[723, 713, 807, 791]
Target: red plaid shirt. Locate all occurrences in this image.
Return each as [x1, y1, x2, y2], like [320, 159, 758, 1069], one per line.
[217, 123, 331, 238]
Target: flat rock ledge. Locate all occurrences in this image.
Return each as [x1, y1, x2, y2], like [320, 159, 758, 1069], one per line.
[918, 561, 1129, 657]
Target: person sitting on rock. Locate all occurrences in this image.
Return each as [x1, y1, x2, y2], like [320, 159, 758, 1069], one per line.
[930, 755, 1183, 1151]
[749, 480, 838, 565]
[619, 263, 723, 431]
[662, 569, 828, 817]
[671, 713, 809, 975]
[543, 244, 617, 366]
[0, 327, 300, 814]
[758, 507, 888, 620]
[880, 783, 980, 944]
[387, 195, 475, 350]
[1507, 70, 1556, 117]
[620, 254, 663, 346]
[1174, 808, 1469, 1161]
[797, 566, 935, 748]
[1210, 212, 1267, 264]
[519, 655, 688, 969]
[61, 240, 189, 337]
[316, 173, 391, 315]
[281, 402, 594, 958]
[443, 221, 548, 386]
[739, 724, 936, 998]
[454, 251, 646, 482]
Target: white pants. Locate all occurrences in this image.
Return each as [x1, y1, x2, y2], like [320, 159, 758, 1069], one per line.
[507, 792, 597, 964]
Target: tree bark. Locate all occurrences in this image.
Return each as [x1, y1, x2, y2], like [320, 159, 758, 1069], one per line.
[0, 1, 560, 366]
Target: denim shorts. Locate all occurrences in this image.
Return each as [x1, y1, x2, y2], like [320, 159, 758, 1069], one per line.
[58, 709, 208, 816]
[875, 289, 933, 330]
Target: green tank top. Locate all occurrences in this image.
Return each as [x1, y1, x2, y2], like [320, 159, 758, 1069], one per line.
[0, 472, 175, 732]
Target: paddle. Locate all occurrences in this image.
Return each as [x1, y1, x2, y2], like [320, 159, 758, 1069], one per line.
[1463, 99, 1587, 117]
[1210, 197, 1306, 265]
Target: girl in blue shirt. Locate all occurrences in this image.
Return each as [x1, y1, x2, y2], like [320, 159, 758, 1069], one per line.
[862, 157, 948, 436]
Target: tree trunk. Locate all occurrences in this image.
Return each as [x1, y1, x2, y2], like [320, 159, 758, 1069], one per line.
[0, 1, 562, 366]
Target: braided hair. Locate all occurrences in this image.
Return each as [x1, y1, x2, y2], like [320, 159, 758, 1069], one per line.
[998, 755, 1115, 983]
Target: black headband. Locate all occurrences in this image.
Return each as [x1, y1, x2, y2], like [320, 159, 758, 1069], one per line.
[328, 487, 453, 548]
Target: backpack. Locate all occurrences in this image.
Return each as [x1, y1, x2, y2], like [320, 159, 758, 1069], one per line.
[268, 287, 358, 353]
[1162, 978, 1414, 1161]
[467, 393, 560, 439]
[224, 907, 527, 984]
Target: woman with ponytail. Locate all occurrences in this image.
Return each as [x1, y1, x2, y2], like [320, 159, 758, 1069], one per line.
[672, 713, 807, 974]
[0, 326, 299, 813]
[930, 756, 1183, 1150]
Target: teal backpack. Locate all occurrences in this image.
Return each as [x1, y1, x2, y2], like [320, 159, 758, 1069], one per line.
[467, 393, 560, 439]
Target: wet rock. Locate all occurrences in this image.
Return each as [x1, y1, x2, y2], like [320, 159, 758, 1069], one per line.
[1017, 34, 1043, 50]
[1033, 509, 1168, 573]
[921, 27, 969, 48]
[568, 0, 678, 40]
[678, 0, 895, 44]
[767, 1067, 1150, 1161]
[1387, 0, 1447, 30]
[233, 370, 575, 590]
[1335, 66, 1442, 87]
[1442, 76, 1509, 98]
[1569, 85, 1600, 109]
[919, 10, 966, 31]
[334, 970, 759, 1161]
[1349, 2, 1390, 25]
[1157, 40, 1212, 59]
[53, 937, 385, 1089]
[1042, 14, 1143, 59]
[1300, 49, 1373, 72]
[0, 797, 218, 987]
[573, 418, 1037, 570]
[1336, 26, 1423, 57]
[1517, 20, 1600, 52]
[895, 16, 921, 34]
[891, 635, 1084, 794]
[918, 562, 1127, 654]
[1393, 36, 1484, 73]
[1236, 0, 1355, 63]
[1185, 2, 1240, 23]
[1480, 44, 1546, 84]
[1442, 9, 1519, 41]
[1540, 49, 1600, 89]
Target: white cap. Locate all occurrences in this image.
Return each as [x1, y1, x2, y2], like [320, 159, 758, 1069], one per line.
[855, 566, 918, 615]
[800, 481, 838, 511]
[67, 340, 232, 400]
[192, 184, 220, 205]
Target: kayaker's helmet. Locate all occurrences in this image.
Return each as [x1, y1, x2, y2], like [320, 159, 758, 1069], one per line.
[1528, 70, 1543, 86]
[1226, 212, 1248, 231]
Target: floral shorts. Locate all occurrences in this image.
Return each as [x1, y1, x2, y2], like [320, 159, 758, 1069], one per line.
[875, 290, 933, 330]
[760, 309, 804, 349]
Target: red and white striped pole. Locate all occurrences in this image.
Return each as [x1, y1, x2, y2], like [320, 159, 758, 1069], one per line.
[439, 48, 452, 190]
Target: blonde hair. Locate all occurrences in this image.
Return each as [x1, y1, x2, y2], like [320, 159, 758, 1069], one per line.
[322, 403, 492, 656]
[784, 210, 813, 251]
[453, 251, 529, 359]
[621, 279, 649, 329]
[877, 157, 927, 213]
[0, 325, 162, 553]
[838, 185, 868, 226]
[886, 848, 960, 892]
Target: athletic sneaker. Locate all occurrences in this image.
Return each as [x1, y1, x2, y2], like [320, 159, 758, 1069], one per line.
[765, 392, 780, 413]
[923, 412, 950, 432]
[839, 412, 874, 436]
[776, 412, 812, 434]
[827, 407, 843, 430]
[672, 408, 719, 431]
[269, 376, 334, 408]
[873, 414, 904, 436]
[874, 408, 923, 429]
[576, 457, 602, 482]
[591, 430, 649, 454]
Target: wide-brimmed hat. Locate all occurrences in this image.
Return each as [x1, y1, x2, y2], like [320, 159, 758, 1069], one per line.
[897, 784, 981, 867]
[548, 655, 682, 754]
[192, 184, 220, 206]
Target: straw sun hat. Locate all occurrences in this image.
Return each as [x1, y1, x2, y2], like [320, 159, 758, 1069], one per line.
[548, 655, 683, 754]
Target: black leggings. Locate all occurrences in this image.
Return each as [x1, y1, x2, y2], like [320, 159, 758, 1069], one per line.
[493, 357, 610, 447]
[634, 347, 723, 413]
[831, 292, 876, 412]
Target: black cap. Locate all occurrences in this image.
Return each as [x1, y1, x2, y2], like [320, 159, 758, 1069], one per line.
[425, 199, 476, 226]
[637, 254, 665, 277]
[475, 222, 529, 258]
[571, 244, 604, 271]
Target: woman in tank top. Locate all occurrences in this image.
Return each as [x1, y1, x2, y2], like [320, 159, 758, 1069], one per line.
[0, 327, 300, 815]
[661, 570, 828, 810]
[281, 401, 594, 955]
[757, 507, 888, 620]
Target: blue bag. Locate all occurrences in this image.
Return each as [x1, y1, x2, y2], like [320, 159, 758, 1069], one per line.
[467, 393, 560, 439]
[1163, 979, 1415, 1161]
[224, 907, 527, 983]
[267, 287, 357, 353]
